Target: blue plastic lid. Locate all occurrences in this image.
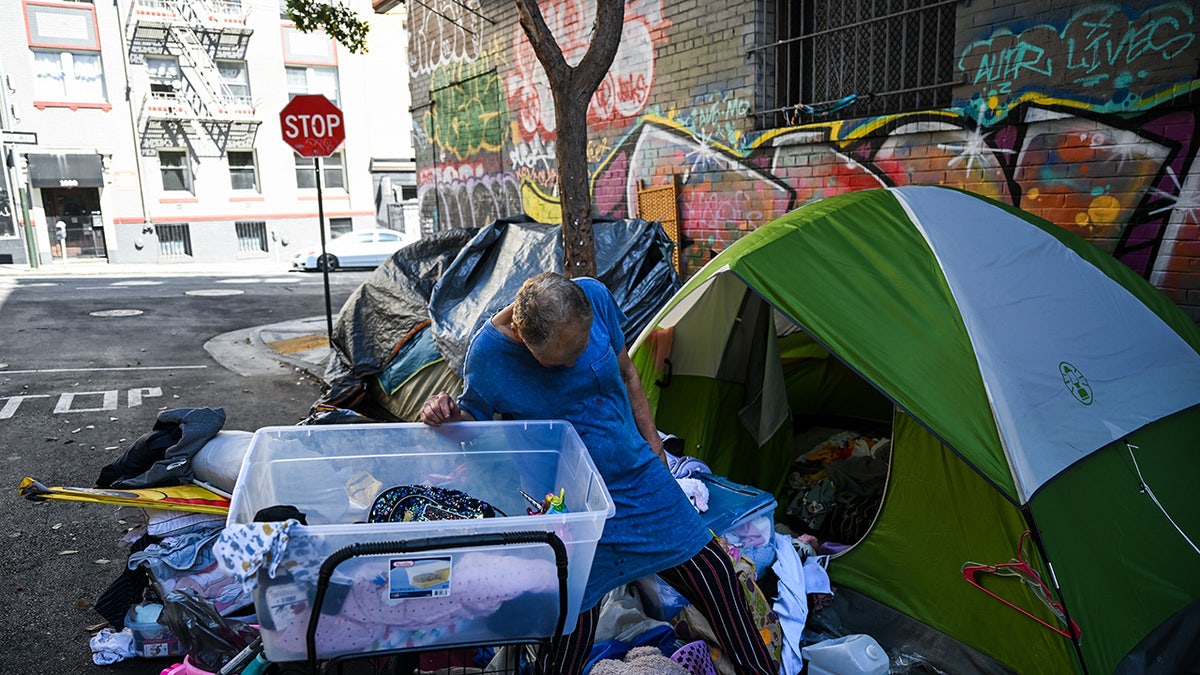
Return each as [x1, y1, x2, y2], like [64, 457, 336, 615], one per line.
[692, 472, 776, 534]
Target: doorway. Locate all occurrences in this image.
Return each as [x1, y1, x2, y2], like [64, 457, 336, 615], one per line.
[42, 187, 106, 259]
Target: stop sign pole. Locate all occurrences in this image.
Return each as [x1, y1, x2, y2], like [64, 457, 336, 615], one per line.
[280, 95, 346, 339]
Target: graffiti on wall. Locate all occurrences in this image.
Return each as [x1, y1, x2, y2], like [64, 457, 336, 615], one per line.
[418, 162, 524, 232]
[958, 2, 1197, 123]
[409, 0, 486, 75]
[505, 0, 669, 141]
[500, 0, 671, 198]
[425, 60, 509, 161]
[410, 0, 1200, 316]
[587, 99, 1199, 314]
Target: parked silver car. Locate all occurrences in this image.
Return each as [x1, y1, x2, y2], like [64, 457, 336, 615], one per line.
[292, 229, 407, 271]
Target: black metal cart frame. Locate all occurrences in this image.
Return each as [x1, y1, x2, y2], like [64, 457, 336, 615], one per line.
[282, 530, 571, 675]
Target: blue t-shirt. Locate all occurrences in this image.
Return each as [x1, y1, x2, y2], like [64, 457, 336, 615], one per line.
[458, 277, 711, 610]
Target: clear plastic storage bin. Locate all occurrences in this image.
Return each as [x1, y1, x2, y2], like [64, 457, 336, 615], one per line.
[227, 421, 614, 663]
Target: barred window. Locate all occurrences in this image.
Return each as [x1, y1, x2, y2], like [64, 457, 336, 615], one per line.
[754, 0, 958, 127]
[328, 217, 353, 237]
[235, 220, 268, 253]
[158, 223, 192, 258]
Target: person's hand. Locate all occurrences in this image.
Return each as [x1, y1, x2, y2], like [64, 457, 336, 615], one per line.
[420, 392, 460, 426]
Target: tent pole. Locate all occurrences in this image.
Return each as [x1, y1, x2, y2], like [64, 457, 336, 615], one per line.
[1021, 506, 1090, 675]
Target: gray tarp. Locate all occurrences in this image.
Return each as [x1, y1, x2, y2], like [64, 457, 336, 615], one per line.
[316, 216, 680, 419]
[431, 215, 681, 375]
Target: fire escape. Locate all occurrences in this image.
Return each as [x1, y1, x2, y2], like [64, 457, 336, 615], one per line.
[125, 0, 259, 156]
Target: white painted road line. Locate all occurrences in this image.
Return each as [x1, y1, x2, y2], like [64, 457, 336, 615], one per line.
[0, 365, 208, 375]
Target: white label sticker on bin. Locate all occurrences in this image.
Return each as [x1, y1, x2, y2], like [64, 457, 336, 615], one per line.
[387, 557, 452, 600]
[141, 640, 177, 658]
[265, 582, 308, 631]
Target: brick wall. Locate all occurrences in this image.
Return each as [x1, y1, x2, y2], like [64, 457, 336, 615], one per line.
[408, 0, 1200, 320]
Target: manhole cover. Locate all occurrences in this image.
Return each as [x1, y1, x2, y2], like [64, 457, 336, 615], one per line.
[90, 309, 144, 317]
[185, 289, 246, 297]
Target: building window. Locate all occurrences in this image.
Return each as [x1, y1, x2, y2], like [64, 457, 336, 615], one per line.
[235, 220, 268, 253]
[158, 223, 192, 258]
[328, 217, 353, 238]
[228, 150, 258, 191]
[31, 50, 106, 102]
[145, 56, 180, 96]
[216, 60, 250, 105]
[158, 150, 193, 192]
[294, 153, 345, 190]
[754, 0, 957, 126]
[285, 65, 339, 105]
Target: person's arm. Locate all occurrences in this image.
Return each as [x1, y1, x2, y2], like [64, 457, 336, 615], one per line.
[420, 391, 476, 426]
[618, 350, 666, 465]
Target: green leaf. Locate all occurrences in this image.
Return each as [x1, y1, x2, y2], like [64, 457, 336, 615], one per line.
[286, 0, 371, 54]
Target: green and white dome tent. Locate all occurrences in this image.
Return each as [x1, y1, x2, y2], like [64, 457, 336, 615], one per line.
[631, 186, 1200, 674]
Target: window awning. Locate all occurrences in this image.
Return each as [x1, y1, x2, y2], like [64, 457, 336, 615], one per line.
[28, 153, 104, 188]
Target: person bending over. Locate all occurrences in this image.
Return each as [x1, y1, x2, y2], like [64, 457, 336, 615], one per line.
[421, 271, 777, 675]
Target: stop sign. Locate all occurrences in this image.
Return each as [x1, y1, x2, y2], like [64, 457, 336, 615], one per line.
[280, 94, 345, 157]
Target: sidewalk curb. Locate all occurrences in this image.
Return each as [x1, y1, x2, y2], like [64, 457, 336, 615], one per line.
[204, 317, 332, 380]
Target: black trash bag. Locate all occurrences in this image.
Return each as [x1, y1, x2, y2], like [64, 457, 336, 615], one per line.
[158, 588, 258, 672]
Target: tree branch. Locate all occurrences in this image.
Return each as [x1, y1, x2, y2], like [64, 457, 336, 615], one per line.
[574, 0, 625, 94]
[515, 0, 569, 83]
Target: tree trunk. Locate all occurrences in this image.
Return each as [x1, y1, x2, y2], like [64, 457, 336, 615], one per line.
[555, 91, 593, 277]
[515, 0, 625, 278]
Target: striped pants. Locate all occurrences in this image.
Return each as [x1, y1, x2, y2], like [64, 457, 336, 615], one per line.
[538, 537, 778, 675]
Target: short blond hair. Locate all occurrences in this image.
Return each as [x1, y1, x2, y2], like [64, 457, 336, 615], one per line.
[512, 272, 593, 349]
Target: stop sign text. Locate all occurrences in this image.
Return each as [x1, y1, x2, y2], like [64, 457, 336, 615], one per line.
[283, 113, 341, 140]
[279, 95, 346, 157]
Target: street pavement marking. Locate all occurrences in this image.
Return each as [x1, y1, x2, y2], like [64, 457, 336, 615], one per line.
[0, 365, 207, 375]
[185, 289, 245, 296]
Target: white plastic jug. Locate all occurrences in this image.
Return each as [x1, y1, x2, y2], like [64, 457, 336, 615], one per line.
[801, 634, 888, 675]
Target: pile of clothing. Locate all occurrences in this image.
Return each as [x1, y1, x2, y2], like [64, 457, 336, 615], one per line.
[781, 431, 890, 547]
[84, 408, 263, 669]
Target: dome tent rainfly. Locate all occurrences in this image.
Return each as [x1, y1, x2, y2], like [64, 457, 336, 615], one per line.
[629, 186, 1200, 674]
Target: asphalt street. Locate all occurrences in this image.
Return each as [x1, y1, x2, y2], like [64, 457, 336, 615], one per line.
[0, 265, 368, 673]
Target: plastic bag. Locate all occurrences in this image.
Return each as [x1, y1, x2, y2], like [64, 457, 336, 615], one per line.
[158, 589, 258, 672]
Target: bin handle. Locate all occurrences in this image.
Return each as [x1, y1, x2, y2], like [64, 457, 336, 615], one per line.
[306, 530, 570, 674]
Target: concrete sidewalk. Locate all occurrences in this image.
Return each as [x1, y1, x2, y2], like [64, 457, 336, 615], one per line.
[204, 315, 335, 380]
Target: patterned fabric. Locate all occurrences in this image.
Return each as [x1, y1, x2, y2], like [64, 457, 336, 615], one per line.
[367, 484, 501, 522]
[658, 538, 779, 675]
[214, 519, 302, 584]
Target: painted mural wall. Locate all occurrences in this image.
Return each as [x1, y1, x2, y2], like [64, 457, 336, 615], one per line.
[407, 0, 1200, 320]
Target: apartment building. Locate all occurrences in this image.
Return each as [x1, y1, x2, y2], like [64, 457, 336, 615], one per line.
[0, 0, 415, 267]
